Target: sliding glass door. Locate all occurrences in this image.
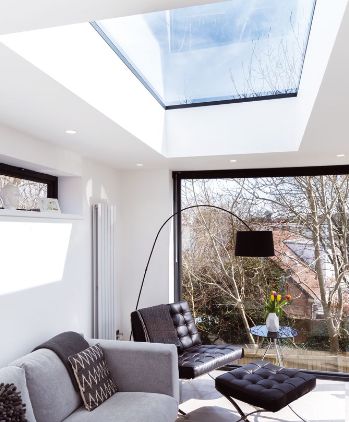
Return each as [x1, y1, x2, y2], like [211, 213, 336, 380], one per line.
[174, 168, 349, 374]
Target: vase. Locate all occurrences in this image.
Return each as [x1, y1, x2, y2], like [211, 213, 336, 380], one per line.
[266, 313, 279, 332]
[0, 183, 20, 210]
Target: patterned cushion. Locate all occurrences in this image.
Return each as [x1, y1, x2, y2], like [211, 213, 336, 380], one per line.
[68, 344, 118, 411]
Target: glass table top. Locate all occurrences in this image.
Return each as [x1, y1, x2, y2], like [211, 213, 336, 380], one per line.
[250, 325, 298, 339]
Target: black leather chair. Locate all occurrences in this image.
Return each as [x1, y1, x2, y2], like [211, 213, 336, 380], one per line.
[131, 300, 244, 380]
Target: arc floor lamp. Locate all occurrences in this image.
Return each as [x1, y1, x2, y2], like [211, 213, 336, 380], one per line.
[133, 204, 275, 316]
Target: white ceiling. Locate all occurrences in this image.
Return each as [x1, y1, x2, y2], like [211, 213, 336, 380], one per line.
[0, 0, 221, 34]
[0, 0, 348, 171]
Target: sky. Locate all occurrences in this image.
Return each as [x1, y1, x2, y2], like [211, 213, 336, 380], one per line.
[97, 0, 316, 105]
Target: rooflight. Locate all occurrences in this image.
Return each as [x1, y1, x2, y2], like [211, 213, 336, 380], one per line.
[93, 0, 316, 109]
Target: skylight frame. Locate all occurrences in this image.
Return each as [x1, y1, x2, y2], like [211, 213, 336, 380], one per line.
[91, 0, 317, 110]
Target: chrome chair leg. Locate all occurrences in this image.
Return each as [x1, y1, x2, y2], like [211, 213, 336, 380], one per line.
[261, 341, 272, 360]
[220, 391, 310, 422]
[178, 408, 187, 416]
[288, 404, 308, 422]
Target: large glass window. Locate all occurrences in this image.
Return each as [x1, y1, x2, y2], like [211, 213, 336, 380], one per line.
[176, 170, 349, 374]
[93, 0, 316, 108]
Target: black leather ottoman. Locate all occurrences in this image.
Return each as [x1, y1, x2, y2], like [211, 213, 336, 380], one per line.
[215, 361, 316, 422]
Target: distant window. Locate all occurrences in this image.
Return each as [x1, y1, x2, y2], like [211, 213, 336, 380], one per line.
[0, 164, 58, 211]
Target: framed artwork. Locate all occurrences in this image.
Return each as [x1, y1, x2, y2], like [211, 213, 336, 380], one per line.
[39, 198, 61, 213]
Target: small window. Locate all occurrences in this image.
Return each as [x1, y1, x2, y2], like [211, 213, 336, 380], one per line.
[0, 163, 58, 211]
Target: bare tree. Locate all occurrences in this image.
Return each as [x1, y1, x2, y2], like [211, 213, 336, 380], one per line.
[0, 176, 47, 210]
[232, 175, 349, 352]
[182, 175, 349, 353]
[182, 179, 283, 344]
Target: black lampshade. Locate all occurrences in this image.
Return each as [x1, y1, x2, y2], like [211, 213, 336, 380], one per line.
[235, 230, 274, 257]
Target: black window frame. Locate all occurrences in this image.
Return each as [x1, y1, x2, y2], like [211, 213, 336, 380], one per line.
[173, 165, 349, 381]
[0, 163, 58, 209]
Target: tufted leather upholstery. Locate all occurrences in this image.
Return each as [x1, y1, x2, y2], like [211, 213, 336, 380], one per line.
[178, 344, 244, 379]
[169, 301, 202, 351]
[131, 300, 244, 379]
[215, 361, 316, 412]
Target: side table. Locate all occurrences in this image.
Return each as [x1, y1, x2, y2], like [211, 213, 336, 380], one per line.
[250, 325, 298, 366]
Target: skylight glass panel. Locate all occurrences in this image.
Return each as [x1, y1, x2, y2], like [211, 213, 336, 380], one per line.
[93, 0, 316, 108]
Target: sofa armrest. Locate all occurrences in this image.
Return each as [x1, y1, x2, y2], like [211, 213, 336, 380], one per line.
[88, 339, 179, 402]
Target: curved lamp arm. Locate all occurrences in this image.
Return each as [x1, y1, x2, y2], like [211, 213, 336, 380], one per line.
[134, 204, 252, 312]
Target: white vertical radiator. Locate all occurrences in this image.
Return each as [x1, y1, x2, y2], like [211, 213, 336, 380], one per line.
[92, 203, 117, 339]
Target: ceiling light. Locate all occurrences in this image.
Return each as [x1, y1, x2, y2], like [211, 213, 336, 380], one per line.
[336, 154, 345, 158]
[230, 159, 237, 163]
[136, 163, 143, 167]
[65, 129, 77, 135]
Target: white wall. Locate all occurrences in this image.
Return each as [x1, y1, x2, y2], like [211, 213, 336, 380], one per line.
[118, 169, 173, 339]
[165, 96, 301, 157]
[0, 124, 82, 176]
[0, 124, 174, 364]
[0, 125, 121, 366]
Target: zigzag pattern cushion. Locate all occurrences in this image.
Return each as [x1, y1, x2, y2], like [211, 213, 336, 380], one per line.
[68, 344, 118, 411]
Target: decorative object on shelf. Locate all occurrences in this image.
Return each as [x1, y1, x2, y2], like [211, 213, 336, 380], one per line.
[0, 183, 20, 210]
[39, 197, 61, 213]
[0, 383, 27, 421]
[265, 291, 292, 332]
[131, 204, 275, 340]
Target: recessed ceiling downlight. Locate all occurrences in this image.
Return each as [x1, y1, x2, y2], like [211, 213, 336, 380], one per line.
[336, 154, 345, 158]
[65, 129, 77, 135]
[136, 163, 143, 167]
[229, 159, 237, 163]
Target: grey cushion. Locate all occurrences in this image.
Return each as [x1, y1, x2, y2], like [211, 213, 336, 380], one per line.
[10, 349, 82, 422]
[0, 366, 36, 422]
[63, 392, 178, 422]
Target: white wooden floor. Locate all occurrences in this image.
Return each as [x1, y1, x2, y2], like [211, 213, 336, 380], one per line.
[177, 371, 348, 422]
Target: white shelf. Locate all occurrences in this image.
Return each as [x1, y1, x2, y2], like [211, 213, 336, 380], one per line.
[0, 209, 83, 220]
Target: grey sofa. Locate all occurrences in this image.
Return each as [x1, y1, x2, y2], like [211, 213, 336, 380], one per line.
[0, 339, 179, 422]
